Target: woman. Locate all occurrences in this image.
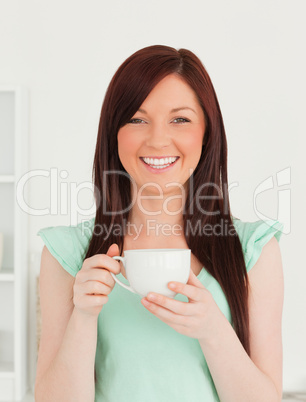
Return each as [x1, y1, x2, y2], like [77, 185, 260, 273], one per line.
[35, 45, 284, 401]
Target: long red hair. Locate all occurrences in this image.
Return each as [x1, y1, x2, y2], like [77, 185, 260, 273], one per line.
[84, 45, 250, 355]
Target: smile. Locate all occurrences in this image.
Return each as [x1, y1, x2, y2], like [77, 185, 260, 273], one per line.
[139, 156, 180, 172]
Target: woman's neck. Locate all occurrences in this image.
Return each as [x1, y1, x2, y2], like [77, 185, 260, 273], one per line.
[128, 187, 186, 231]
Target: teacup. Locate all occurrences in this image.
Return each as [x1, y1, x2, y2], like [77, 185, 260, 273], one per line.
[110, 248, 191, 298]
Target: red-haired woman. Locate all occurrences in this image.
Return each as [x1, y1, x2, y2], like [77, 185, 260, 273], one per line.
[35, 45, 284, 402]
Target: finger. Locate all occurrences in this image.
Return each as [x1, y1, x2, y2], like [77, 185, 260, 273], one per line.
[83, 280, 112, 296]
[145, 292, 196, 316]
[141, 298, 188, 327]
[167, 281, 205, 302]
[79, 293, 109, 306]
[76, 267, 115, 287]
[84, 253, 121, 275]
[106, 243, 120, 257]
[166, 269, 207, 301]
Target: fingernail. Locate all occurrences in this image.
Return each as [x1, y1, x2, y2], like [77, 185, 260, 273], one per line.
[169, 283, 176, 289]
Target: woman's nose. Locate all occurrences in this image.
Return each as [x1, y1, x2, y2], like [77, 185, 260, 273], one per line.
[145, 124, 172, 149]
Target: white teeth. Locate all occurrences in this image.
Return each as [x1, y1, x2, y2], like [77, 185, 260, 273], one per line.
[142, 156, 178, 166]
[150, 164, 171, 169]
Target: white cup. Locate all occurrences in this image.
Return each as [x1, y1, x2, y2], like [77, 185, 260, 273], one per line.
[110, 248, 191, 298]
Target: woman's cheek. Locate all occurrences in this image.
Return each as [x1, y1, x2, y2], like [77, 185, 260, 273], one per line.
[118, 131, 142, 173]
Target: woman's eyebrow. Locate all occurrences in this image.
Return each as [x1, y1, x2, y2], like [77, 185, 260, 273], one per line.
[138, 107, 197, 114]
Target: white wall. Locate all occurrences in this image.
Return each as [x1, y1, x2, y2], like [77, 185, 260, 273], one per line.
[1, 0, 305, 393]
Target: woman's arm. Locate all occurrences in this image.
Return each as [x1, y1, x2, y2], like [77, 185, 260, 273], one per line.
[35, 247, 97, 402]
[199, 236, 284, 402]
[35, 244, 120, 402]
[141, 236, 283, 401]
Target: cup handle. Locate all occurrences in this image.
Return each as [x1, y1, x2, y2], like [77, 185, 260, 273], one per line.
[111, 256, 137, 295]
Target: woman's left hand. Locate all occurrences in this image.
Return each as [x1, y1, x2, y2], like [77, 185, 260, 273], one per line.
[141, 268, 222, 343]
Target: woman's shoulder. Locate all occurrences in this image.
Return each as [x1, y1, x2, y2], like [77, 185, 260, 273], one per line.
[231, 216, 284, 273]
[37, 217, 95, 277]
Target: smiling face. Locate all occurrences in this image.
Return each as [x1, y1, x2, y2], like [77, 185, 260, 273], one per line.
[117, 73, 206, 195]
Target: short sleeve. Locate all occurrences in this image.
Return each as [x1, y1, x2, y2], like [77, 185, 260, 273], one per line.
[233, 218, 284, 273]
[37, 218, 94, 277]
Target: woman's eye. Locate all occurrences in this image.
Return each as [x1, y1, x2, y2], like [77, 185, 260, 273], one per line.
[127, 117, 190, 124]
[127, 118, 145, 124]
[173, 117, 190, 124]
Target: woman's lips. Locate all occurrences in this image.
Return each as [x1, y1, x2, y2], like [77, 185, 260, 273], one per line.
[139, 157, 180, 173]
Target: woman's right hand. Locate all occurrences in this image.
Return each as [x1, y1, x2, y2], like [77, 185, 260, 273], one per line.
[73, 243, 121, 319]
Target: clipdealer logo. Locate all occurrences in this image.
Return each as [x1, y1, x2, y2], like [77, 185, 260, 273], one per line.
[15, 166, 291, 234]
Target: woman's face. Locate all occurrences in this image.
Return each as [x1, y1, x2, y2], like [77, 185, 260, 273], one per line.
[117, 73, 206, 194]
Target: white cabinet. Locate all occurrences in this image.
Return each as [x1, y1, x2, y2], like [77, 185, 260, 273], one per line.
[0, 86, 28, 400]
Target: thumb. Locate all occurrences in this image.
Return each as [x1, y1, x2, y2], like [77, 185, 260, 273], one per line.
[187, 267, 206, 289]
[106, 243, 120, 257]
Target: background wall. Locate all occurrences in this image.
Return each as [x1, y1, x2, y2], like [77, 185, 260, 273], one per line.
[1, 0, 305, 393]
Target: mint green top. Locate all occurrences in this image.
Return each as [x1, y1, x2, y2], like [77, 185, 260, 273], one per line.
[37, 217, 284, 402]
